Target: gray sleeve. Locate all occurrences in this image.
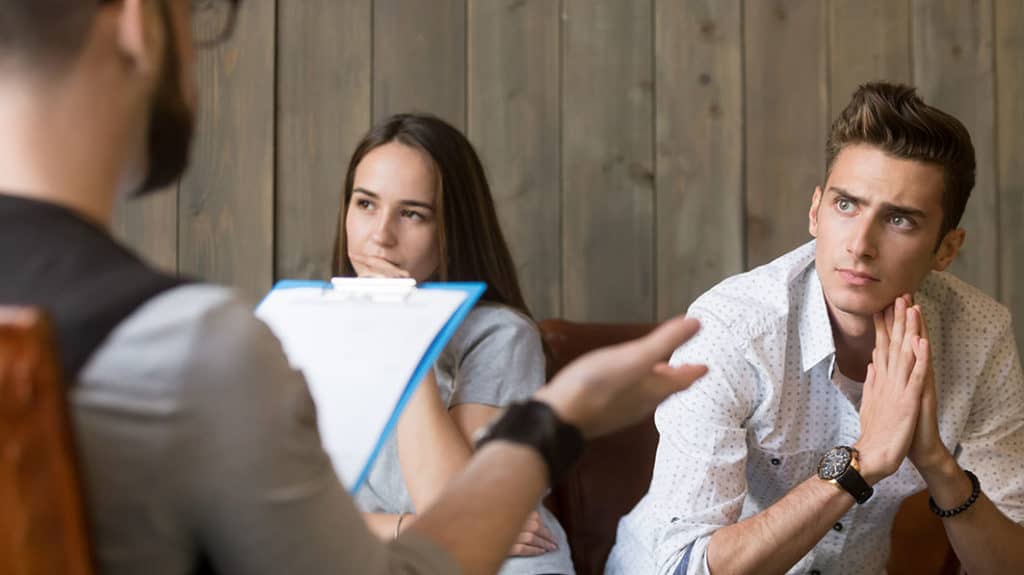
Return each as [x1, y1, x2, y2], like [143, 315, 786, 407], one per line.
[447, 307, 546, 408]
[176, 294, 462, 574]
[76, 285, 460, 574]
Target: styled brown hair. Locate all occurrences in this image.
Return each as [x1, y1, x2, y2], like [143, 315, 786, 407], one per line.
[826, 82, 976, 238]
[333, 113, 532, 318]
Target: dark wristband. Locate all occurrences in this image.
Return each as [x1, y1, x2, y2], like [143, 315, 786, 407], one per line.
[928, 469, 981, 518]
[837, 468, 874, 505]
[474, 400, 584, 486]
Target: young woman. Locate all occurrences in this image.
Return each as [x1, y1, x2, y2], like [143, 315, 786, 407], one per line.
[335, 113, 574, 575]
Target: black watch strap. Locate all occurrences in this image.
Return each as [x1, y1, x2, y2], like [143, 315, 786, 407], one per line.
[837, 466, 874, 504]
[819, 446, 874, 504]
[475, 400, 584, 485]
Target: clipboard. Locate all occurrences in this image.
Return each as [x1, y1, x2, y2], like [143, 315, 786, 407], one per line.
[255, 278, 486, 492]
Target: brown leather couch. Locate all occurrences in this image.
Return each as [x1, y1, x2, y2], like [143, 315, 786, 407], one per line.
[540, 320, 659, 574]
[538, 319, 959, 575]
[0, 308, 94, 575]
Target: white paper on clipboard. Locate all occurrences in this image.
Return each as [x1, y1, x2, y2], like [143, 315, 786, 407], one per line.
[255, 278, 484, 492]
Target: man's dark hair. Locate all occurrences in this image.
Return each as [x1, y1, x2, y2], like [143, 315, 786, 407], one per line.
[826, 82, 976, 238]
[0, 0, 98, 69]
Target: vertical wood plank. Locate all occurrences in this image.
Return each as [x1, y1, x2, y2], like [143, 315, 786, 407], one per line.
[179, 0, 276, 301]
[996, 0, 1024, 356]
[277, 0, 372, 281]
[745, 0, 829, 267]
[829, 0, 912, 117]
[655, 0, 743, 319]
[111, 184, 178, 274]
[562, 0, 654, 322]
[373, 0, 466, 129]
[912, 0, 999, 298]
[468, 0, 561, 320]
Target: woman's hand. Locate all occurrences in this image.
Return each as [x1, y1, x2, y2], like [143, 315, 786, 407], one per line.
[349, 253, 411, 278]
[508, 511, 558, 556]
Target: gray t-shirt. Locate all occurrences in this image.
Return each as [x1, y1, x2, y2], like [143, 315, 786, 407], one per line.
[355, 304, 575, 575]
[72, 284, 460, 575]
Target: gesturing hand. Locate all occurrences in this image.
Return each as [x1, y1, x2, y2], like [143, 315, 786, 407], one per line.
[533, 316, 707, 439]
[855, 295, 930, 484]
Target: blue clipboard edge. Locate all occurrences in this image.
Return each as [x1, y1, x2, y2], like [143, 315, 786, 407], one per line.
[260, 279, 487, 493]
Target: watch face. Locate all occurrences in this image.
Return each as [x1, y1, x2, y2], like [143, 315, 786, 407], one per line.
[818, 447, 852, 480]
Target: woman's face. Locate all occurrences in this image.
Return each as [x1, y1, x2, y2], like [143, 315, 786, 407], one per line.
[346, 142, 441, 282]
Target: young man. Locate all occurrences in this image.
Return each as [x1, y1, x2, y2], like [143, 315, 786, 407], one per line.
[0, 2, 709, 574]
[607, 82, 1024, 574]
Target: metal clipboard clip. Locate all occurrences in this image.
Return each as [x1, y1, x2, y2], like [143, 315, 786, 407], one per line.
[324, 277, 417, 303]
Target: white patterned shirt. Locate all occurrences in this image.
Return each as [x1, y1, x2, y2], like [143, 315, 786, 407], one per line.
[606, 241, 1024, 575]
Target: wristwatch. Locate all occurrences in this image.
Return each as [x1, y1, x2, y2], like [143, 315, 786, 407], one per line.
[817, 446, 874, 504]
[474, 400, 584, 485]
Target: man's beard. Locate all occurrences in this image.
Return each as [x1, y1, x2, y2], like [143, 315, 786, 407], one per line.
[134, 6, 194, 196]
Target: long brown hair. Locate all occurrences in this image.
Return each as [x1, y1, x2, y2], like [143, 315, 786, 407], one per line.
[333, 113, 532, 318]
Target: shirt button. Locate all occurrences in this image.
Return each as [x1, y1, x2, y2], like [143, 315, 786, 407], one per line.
[810, 570, 821, 575]
[833, 522, 843, 532]
[671, 517, 680, 523]
[770, 458, 781, 466]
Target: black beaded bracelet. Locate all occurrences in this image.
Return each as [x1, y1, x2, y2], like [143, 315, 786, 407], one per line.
[928, 469, 981, 518]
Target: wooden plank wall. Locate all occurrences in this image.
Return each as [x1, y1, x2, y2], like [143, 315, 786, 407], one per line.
[745, 0, 828, 269]
[468, 0, 562, 320]
[996, 0, 1024, 362]
[655, 0, 743, 317]
[276, 0, 371, 282]
[562, 0, 655, 321]
[114, 0, 1023, 356]
[179, 0, 276, 299]
[913, 0, 999, 297]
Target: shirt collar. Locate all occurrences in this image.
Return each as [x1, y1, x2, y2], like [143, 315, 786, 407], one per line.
[798, 258, 837, 373]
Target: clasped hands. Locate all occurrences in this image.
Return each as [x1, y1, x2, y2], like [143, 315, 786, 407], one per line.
[855, 294, 951, 485]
